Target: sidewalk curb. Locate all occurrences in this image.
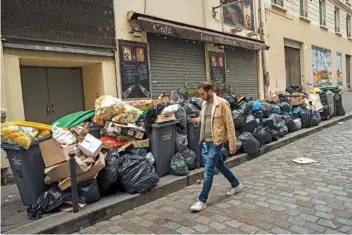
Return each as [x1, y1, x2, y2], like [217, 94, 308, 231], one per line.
[6, 113, 352, 234]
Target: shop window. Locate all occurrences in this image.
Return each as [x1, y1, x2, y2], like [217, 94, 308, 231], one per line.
[319, 0, 326, 26]
[347, 15, 351, 37]
[334, 7, 340, 33]
[300, 0, 308, 18]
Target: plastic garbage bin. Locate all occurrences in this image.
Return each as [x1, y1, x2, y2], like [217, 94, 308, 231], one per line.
[187, 121, 201, 168]
[150, 121, 177, 177]
[1, 136, 51, 206]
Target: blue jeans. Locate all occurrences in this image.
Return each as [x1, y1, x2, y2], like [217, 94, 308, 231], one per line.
[198, 141, 240, 203]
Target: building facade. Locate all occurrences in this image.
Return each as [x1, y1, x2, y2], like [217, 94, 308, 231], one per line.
[114, 0, 269, 101]
[265, 0, 352, 95]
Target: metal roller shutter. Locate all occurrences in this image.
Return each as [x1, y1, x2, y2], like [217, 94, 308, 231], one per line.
[148, 34, 206, 97]
[225, 48, 259, 98]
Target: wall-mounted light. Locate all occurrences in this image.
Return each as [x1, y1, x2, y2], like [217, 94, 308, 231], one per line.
[129, 27, 142, 38]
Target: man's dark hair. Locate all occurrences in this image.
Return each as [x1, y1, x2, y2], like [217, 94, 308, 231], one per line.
[198, 81, 213, 91]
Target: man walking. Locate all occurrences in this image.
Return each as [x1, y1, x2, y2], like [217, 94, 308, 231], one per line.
[190, 81, 243, 212]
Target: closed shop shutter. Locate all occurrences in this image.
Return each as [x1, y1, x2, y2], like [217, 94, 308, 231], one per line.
[284, 46, 301, 86]
[148, 34, 206, 97]
[225, 48, 259, 98]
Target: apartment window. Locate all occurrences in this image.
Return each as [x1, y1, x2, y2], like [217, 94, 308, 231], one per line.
[334, 7, 340, 32]
[272, 0, 284, 7]
[300, 0, 308, 17]
[347, 15, 351, 37]
[319, 0, 326, 26]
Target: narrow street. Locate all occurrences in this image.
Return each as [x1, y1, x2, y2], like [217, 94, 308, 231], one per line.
[80, 119, 352, 234]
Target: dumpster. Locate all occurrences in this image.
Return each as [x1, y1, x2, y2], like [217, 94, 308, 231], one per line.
[150, 121, 178, 177]
[1, 136, 51, 205]
[187, 121, 201, 168]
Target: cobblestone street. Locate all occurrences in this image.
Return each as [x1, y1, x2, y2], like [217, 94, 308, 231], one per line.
[82, 119, 351, 234]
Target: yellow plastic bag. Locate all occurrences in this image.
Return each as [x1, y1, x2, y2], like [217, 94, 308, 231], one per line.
[11, 121, 52, 131]
[1, 122, 39, 149]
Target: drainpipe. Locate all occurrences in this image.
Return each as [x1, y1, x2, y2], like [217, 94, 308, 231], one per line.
[259, 0, 270, 98]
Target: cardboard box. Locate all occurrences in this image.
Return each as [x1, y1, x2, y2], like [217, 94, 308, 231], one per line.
[133, 139, 150, 148]
[40, 139, 78, 168]
[154, 113, 176, 124]
[105, 122, 145, 140]
[284, 92, 304, 106]
[78, 134, 102, 158]
[58, 152, 106, 191]
[44, 157, 92, 183]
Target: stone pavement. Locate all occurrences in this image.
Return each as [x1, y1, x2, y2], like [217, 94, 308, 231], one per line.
[79, 119, 352, 234]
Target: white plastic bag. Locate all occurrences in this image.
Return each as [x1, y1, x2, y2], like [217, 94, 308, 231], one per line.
[146, 152, 155, 165]
[52, 124, 77, 145]
[161, 104, 179, 115]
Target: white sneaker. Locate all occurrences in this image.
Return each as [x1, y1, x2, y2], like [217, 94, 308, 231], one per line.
[226, 183, 244, 196]
[190, 201, 207, 212]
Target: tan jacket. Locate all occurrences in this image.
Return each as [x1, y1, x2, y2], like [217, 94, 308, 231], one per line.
[198, 93, 236, 153]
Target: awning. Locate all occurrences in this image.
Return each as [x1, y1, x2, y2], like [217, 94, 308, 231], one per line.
[130, 13, 269, 51]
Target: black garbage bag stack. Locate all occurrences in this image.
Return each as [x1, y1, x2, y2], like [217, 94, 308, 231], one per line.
[252, 126, 273, 146]
[238, 132, 260, 155]
[232, 110, 246, 129]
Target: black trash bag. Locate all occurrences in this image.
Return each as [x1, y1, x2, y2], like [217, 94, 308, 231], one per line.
[336, 95, 345, 116]
[252, 126, 273, 146]
[76, 180, 101, 205]
[232, 110, 246, 129]
[125, 148, 148, 156]
[223, 94, 236, 110]
[276, 121, 288, 137]
[262, 117, 276, 130]
[236, 139, 243, 152]
[117, 154, 159, 194]
[292, 106, 303, 118]
[97, 149, 119, 194]
[176, 130, 188, 152]
[181, 148, 196, 170]
[238, 132, 260, 155]
[270, 113, 283, 124]
[221, 147, 229, 161]
[279, 102, 292, 114]
[301, 109, 312, 128]
[261, 102, 272, 118]
[27, 186, 68, 220]
[271, 104, 281, 114]
[312, 110, 321, 127]
[286, 85, 302, 93]
[268, 129, 280, 141]
[182, 102, 200, 118]
[170, 152, 189, 176]
[243, 115, 258, 133]
[187, 97, 202, 110]
[174, 105, 187, 134]
[236, 129, 241, 137]
[282, 115, 297, 133]
[224, 138, 242, 153]
[237, 102, 251, 115]
[320, 107, 330, 121]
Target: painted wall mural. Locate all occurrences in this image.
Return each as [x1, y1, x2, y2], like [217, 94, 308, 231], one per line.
[336, 52, 343, 86]
[312, 46, 332, 87]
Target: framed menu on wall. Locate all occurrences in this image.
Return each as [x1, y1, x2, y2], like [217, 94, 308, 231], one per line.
[118, 40, 151, 99]
[209, 52, 226, 82]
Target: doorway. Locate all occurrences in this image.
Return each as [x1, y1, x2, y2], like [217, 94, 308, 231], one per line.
[284, 46, 302, 86]
[347, 55, 351, 88]
[20, 67, 85, 124]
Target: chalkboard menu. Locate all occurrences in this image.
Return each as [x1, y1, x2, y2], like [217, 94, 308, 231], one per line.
[118, 40, 151, 99]
[209, 52, 226, 82]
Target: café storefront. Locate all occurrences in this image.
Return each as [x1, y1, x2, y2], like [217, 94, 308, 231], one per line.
[126, 12, 269, 98]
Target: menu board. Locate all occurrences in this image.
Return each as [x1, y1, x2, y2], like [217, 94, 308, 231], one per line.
[209, 52, 226, 82]
[119, 40, 151, 99]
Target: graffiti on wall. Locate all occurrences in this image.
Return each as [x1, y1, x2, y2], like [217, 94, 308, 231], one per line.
[336, 52, 343, 86]
[312, 46, 332, 87]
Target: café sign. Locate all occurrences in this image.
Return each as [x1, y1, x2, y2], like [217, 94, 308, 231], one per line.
[137, 17, 268, 51]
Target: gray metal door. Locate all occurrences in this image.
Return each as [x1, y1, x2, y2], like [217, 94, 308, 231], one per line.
[225, 48, 259, 98]
[47, 68, 84, 121]
[20, 67, 52, 124]
[284, 46, 301, 86]
[346, 55, 351, 88]
[148, 34, 206, 97]
[20, 67, 84, 124]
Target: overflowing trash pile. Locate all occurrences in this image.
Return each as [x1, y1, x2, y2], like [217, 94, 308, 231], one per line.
[0, 85, 346, 220]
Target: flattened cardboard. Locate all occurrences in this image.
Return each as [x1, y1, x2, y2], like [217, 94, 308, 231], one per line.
[58, 152, 106, 191]
[39, 139, 77, 167]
